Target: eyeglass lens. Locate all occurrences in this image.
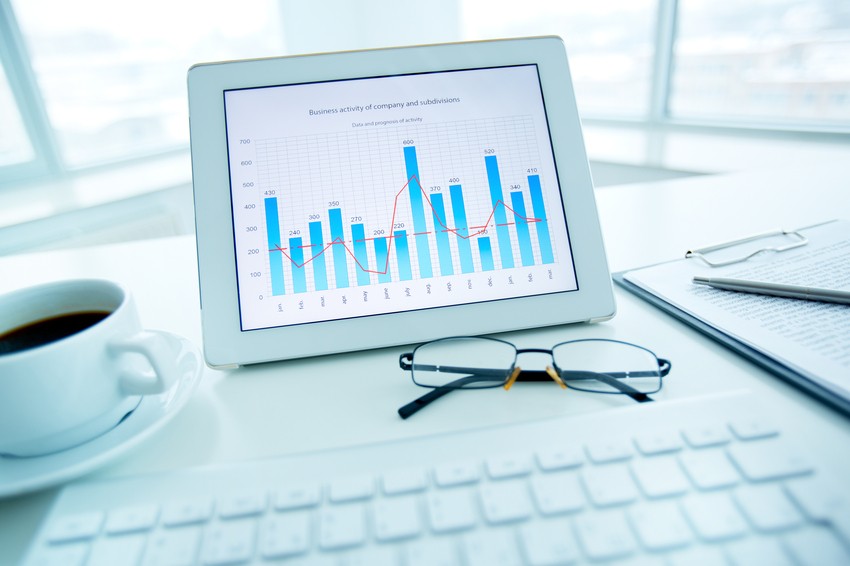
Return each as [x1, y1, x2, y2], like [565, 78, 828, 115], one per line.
[552, 340, 662, 394]
[411, 337, 516, 389]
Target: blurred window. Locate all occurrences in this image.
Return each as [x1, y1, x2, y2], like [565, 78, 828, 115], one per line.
[461, 0, 656, 117]
[0, 62, 34, 167]
[2, 0, 848, 188]
[670, 0, 850, 129]
[11, 0, 285, 168]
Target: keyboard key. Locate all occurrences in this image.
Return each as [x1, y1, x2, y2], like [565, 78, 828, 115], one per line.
[681, 423, 730, 448]
[479, 480, 533, 524]
[631, 455, 690, 498]
[329, 475, 374, 503]
[633, 429, 683, 455]
[734, 484, 803, 532]
[784, 526, 850, 566]
[427, 489, 477, 533]
[728, 418, 779, 441]
[585, 438, 633, 463]
[784, 476, 850, 521]
[161, 499, 213, 526]
[582, 464, 639, 507]
[46, 512, 104, 543]
[373, 496, 421, 541]
[434, 460, 480, 487]
[382, 468, 427, 495]
[628, 501, 692, 550]
[403, 538, 459, 566]
[614, 558, 667, 566]
[462, 530, 522, 566]
[725, 537, 794, 566]
[679, 449, 740, 490]
[667, 546, 726, 566]
[318, 504, 366, 550]
[88, 534, 146, 566]
[530, 472, 585, 515]
[535, 445, 584, 471]
[486, 453, 532, 479]
[272, 483, 321, 510]
[787, 477, 850, 547]
[143, 526, 201, 566]
[104, 504, 158, 534]
[681, 492, 748, 541]
[218, 492, 266, 519]
[259, 512, 310, 558]
[24, 543, 89, 566]
[574, 510, 637, 560]
[519, 519, 581, 565]
[727, 439, 813, 481]
[200, 520, 256, 565]
[337, 546, 399, 566]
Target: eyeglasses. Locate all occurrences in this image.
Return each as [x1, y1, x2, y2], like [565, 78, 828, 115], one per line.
[398, 337, 671, 419]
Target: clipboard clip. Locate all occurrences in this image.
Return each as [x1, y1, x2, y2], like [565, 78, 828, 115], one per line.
[685, 229, 808, 267]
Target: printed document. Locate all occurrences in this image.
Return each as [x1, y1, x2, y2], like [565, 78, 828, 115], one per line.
[624, 219, 850, 398]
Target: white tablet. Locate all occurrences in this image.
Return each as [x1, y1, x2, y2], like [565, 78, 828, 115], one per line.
[188, 36, 615, 368]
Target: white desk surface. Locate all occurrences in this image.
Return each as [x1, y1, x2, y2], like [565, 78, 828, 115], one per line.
[2, 166, 849, 562]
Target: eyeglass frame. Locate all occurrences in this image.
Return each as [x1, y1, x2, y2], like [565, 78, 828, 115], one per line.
[398, 336, 671, 419]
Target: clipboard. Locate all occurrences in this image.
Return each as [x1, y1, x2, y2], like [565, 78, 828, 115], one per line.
[614, 219, 850, 417]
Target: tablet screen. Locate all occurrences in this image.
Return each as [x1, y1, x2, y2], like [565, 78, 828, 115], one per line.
[224, 64, 578, 331]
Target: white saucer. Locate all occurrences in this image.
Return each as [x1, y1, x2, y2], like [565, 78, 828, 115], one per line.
[0, 333, 203, 499]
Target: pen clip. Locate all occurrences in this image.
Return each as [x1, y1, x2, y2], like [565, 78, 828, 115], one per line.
[685, 229, 808, 267]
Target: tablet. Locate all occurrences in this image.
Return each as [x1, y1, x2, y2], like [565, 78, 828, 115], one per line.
[188, 36, 615, 368]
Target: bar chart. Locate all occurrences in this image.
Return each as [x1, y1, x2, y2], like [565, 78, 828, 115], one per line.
[226, 64, 578, 331]
[258, 124, 558, 297]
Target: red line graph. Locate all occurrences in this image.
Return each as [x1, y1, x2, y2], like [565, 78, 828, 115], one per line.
[270, 175, 540, 277]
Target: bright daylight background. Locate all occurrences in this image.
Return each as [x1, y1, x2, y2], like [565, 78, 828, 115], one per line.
[0, 0, 848, 252]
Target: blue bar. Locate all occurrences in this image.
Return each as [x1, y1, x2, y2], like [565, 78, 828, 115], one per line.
[478, 236, 494, 271]
[351, 223, 371, 286]
[308, 221, 328, 291]
[485, 154, 515, 269]
[449, 184, 474, 274]
[403, 145, 433, 278]
[328, 208, 349, 289]
[394, 230, 413, 281]
[374, 237, 391, 283]
[289, 237, 307, 294]
[264, 197, 285, 296]
[430, 193, 454, 276]
[528, 175, 554, 264]
[510, 191, 535, 267]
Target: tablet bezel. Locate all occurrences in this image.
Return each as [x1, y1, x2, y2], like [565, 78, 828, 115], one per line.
[188, 36, 615, 368]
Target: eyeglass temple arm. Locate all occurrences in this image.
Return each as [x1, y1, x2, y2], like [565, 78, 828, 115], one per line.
[399, 354, 510, 378]
[557, 359, 671, 381]
[397, 374, 498, 419]
[568, 371, 654, 403]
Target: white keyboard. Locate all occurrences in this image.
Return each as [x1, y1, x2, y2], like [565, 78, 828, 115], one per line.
[23, 392, 850, 566]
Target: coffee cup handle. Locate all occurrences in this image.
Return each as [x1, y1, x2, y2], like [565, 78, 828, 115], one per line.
[111, 331, 181, 395]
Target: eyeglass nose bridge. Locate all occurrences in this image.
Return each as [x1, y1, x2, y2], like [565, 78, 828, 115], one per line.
[514, 347, 555, 356]
[512, 347, 558, 369]
[505, 348, 566, 390]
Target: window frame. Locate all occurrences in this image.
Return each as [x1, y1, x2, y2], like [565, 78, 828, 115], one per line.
[0, 0, 62, 183]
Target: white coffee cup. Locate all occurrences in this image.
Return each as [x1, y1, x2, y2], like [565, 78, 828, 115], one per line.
[0, 279, 183, 457]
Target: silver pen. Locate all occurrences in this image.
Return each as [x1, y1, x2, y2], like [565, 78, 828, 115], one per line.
[692, 276, 850, 305]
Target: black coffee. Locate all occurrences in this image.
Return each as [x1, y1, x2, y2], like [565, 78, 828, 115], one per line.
[0, 311, 111, 355]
